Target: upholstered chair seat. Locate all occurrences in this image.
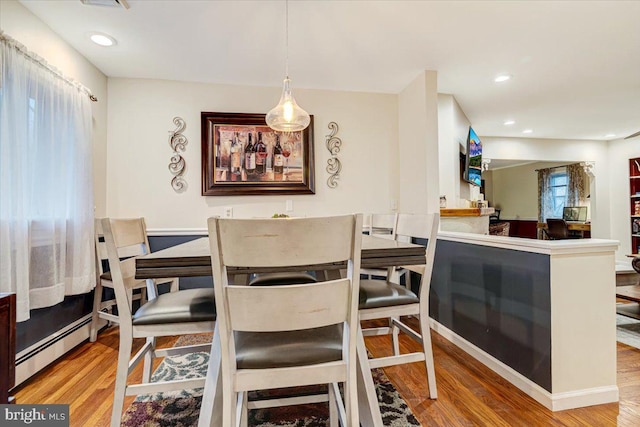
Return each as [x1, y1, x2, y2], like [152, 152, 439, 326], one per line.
[235, 324, 343, 369]
[132, 288, 215, 325]
[359, 279, 419, 309]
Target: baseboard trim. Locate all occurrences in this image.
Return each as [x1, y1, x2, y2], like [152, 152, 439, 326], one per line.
[430, 319, 619, 411]
[14, 314, 101, 387]
[549, 386, 619, 411]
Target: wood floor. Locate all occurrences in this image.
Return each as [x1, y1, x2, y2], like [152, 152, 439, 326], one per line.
[12, 319, 640, 427]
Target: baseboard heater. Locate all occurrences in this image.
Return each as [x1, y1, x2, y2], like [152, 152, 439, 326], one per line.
[13, 314, 100, 388]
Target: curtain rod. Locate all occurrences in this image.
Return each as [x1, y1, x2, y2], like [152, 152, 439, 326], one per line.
[0, 30, 98, 102]
[534, 162, 581, 172]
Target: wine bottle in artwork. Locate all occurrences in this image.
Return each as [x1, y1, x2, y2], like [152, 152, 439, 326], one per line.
[273, 134, 284, 177]
[255, 131, 267, 174]
[244, 132, 256, 178]
[230, 131, 242, 181]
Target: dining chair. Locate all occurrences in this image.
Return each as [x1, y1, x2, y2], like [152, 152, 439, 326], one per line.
[206, 214, 362, 427]
[102, 218, 215, 427]
[544, 218, 581, 240]
[89, 217, 179, 342]
[361, 213, 409, 285]
[359, 212, 439, 399]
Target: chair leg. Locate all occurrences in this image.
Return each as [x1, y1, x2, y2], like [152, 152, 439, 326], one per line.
[89, 281, 103, 342]
[222, 385, 237, 427]
[238, 392, 248, 427]
[328, 383, 339, 427]
[391, 316, 400, 356]
[142, 337, 156, 384]
[110, 332, 133, 427]
[346, 371, 359, 427]
[198, 323, 223, 427]
[356, 327, 383, 427]
[419, 313, 437, 399]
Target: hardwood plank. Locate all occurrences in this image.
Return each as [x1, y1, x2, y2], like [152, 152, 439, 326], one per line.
[11, 319, 640, 426]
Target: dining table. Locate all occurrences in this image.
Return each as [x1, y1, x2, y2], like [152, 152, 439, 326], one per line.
[135, 233, 427, 427]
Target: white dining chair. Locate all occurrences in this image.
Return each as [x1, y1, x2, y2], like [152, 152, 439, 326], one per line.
[102, 218, 215, 427]
[361, 213, 410, 286]
[359, 212, 439, 399]
[89, 217, 179, 342]
[205, 214, 362, 427]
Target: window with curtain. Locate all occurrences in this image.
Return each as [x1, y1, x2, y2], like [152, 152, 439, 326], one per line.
[0, 32, 95, 322]
[537, 164, 588, 236]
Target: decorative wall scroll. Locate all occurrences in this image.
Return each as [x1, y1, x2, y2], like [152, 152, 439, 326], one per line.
[325, 122, 342, 188]
[168, 117, 188, 192]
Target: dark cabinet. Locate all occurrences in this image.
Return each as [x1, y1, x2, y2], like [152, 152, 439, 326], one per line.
[0, 293, 16, 404]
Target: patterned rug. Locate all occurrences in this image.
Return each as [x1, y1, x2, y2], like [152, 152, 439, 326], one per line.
[121, 334, 420, 426]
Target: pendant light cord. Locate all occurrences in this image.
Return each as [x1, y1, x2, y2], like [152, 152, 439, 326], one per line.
[285, 0, 289, 79]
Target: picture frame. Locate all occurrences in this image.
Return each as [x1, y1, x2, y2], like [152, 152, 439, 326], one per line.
[201, 112, 315, 196]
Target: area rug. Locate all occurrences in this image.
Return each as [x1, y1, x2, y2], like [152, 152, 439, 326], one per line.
[121, 334, 420, 426]
[617, 313, 640, 350]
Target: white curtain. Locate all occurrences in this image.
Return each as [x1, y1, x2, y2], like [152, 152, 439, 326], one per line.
[0, 33, 95, 322]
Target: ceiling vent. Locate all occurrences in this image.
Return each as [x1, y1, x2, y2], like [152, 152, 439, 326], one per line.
[80, 0, 129, 9]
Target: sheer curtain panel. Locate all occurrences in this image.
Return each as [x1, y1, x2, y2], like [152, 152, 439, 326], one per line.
[0, 33, 95, 321]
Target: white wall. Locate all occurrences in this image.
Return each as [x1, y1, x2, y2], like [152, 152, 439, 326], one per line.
[607, 138, 640, 257]
[398, 70, 440, 214]
[437, 94, 475, 207]
[107, 78, 398, 229]
[0, 0, 108, 216]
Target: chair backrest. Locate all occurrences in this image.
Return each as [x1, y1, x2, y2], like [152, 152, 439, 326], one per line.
[95, 218, 108, 282]
[395, 213, 439, 305]
[366, 213, 398, 240]
[207, 214, 362, 360]
[546, 218, 569, 239]
[101, 218, 152, 324]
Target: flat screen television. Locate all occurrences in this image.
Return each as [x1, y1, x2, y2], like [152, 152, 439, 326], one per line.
[464, 126, 482, 187]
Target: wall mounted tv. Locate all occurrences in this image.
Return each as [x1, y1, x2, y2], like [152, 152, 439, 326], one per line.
[464, 126, 482, 187]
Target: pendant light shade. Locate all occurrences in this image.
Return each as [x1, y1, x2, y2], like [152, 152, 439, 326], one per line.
[266, 77, 310, 132]
[266, 0, 310, 132]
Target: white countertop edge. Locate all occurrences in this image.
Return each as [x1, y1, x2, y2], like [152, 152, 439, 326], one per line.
[437, 231, 619, 255]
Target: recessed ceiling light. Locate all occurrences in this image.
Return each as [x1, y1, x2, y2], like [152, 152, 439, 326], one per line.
[89, 33, 116, 47]
[522, 129, 533, 134]
[503, 120, 515, 126]
[494, 74, 512, 83]
[605, 133, 616, 138]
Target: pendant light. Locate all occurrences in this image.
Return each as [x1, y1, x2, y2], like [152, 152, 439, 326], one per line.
[266, 0, 310, 132]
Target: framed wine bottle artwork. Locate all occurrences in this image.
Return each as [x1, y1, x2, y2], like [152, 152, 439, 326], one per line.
[201, 112, 315, 196]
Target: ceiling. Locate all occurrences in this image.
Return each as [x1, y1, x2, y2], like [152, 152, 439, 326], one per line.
[19, 0, 640, 141]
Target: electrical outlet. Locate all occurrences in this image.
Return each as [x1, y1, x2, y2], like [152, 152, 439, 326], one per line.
[224, 207, 233, 218]
[286, 200, 293, 212]
[390, 199, 397, 210]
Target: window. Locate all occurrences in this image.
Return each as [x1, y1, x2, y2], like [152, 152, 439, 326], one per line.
[0, 36, 95, 321]
[549, 172, 568, 218]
